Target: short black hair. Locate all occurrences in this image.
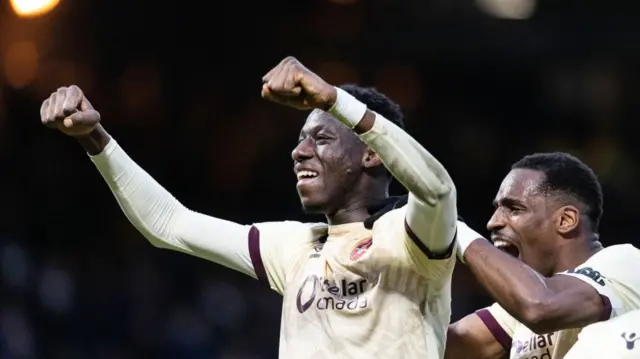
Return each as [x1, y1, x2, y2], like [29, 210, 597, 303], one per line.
[512, 152, 603, 232]
[339, 84, 404, 130]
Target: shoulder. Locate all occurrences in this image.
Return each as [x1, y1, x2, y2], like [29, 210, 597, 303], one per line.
[252, 221, 328, 244]
[591, 243, 640, 258]
[370, 206, 406, 237]
[569, 244, 640, 276]
[581, 309, 640, 339]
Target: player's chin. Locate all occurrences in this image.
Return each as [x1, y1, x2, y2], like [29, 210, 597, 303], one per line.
[299, 196, 327, 214]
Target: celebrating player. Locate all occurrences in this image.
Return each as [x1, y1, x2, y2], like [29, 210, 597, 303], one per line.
[40, 57, 467, 358]
[446, 152, 640, 359]
[564, 309, 640, 359]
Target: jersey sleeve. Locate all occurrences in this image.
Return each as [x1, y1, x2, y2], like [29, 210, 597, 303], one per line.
[556, 244, 640, 319]
[371, 206, 457, 280]
[475, 303, 517, 352]
[250, 221, 326, 295]
[355, 109, 458, 256]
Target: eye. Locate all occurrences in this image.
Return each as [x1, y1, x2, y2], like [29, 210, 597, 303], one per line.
[315, 134, 332, 143]
[508, 204, 525, 213]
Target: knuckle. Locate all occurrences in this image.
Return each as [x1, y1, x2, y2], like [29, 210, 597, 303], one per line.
[69, 84, 82, 94]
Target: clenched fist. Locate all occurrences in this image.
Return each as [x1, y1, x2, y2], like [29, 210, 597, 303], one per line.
[40, 85, 101, 137]
[261, 57, 337, 110]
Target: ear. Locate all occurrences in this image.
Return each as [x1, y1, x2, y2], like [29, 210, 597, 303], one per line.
[555, 205, 580, 235]
[362, 147, 383, 169]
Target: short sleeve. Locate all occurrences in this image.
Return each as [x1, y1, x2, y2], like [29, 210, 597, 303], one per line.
[250, 221, 327, 295]
[475, 303, 517, 352]
[556, 244, 640, 319]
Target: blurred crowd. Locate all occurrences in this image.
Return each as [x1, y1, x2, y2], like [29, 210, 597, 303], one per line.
[0, 0, 639, 357]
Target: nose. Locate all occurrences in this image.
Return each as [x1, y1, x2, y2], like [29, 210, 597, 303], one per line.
[487, 208, 505, 233]
[292, 138, 314, 162]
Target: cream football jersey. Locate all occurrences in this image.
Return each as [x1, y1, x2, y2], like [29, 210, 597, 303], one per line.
[476, 244, 640, 359]
[250, 206, 456, 359]
[564, 309, 640, 359]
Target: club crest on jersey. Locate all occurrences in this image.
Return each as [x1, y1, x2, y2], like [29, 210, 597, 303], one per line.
[350, 237, 373, 261]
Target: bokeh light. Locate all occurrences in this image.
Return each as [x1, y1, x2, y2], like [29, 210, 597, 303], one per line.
[476, 0, 536, 19]
[4, 41, 39, 89]
[10, 0, 60, 17]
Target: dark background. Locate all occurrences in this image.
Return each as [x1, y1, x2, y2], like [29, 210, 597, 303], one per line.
[0, 0, 639, 357]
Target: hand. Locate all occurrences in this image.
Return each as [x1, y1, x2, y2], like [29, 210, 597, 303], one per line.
[40, 85, 101, 137]
[261, 57, 337, 110]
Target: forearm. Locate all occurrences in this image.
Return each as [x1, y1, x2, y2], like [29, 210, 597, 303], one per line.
[463, 240, 558, 330]
[329, 88, 456, 251]
[88, 135, 255, 277]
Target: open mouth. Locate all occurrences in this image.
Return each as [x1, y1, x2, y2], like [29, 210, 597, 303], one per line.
[494, 239, 520, 258]
[296, 170, 320, 186]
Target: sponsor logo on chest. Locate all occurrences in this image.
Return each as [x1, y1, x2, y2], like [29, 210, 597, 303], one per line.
[511, 332, 555, 359]
[295, 275, 369, 313]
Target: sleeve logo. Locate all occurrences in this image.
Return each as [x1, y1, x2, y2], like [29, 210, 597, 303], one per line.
[566, 266, 606, 286]
[622, 332, 640, 350]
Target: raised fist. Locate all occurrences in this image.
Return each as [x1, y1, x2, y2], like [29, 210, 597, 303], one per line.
[40, 85, 100, 137]
[261, 57, 337, 110]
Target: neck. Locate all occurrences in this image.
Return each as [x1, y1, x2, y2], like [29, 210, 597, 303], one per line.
[553, 234, 603, 273]
[326, 193, 389, 226]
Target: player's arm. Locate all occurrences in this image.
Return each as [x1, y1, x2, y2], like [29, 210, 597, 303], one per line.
[41, 85, 310, 295]
[79, 126, 258, 277]
[459, 239, 611, 334]
[261, 57, 456, 256]
[329, 88, 457, 257]
[40, 86, 269, 280]
[445, 312, 510, 359]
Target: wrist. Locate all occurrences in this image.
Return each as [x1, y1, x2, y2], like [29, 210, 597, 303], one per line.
[327, 87, 367, 128]
[456, 222, 485, 263]
[75, 124, 111, 155]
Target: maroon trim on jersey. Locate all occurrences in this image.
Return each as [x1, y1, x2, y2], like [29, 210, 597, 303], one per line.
[476, 308, 512, 352]
[404, 219, 456, 260]
[599, 294, 613, 321]
[248, 226, 268, 284]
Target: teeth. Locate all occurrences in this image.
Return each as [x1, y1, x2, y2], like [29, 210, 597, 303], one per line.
[494, 240, 510, 248]
[297, 170, 319, 180]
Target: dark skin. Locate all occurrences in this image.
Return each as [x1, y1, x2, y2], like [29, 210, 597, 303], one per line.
[40, 58, 387, 226]
[292, 109, 388, 224]
[445, 168, 605, 359]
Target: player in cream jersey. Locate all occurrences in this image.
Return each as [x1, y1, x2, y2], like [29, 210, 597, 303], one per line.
[565, 309, 640, 359]
[446, 153, 640, 359]
[259, 200, 458, 358]
[462, 244, 640, 359]
[40, 57, 469, 358]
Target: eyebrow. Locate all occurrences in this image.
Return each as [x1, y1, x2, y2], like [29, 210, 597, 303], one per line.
[299, 125, 331, 139]
[493, 197, 524, 208]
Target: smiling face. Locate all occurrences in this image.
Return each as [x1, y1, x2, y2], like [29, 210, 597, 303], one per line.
[487, 169, 564, 275]
[292, 109, 367, 215]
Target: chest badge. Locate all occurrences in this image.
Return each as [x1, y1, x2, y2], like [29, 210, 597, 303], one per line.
[350, 237, 373, 260]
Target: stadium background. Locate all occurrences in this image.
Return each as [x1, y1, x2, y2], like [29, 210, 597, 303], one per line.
[0, 0, 639, 357]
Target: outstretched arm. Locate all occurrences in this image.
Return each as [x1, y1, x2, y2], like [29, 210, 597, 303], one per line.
[329, 87, 457, 256]
[77, 126, 257, 277]
[459, 238, 612, 334]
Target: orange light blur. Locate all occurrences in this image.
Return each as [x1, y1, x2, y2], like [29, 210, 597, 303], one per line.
[4, 41, 39, 89]
[10, 0, 60, 18]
